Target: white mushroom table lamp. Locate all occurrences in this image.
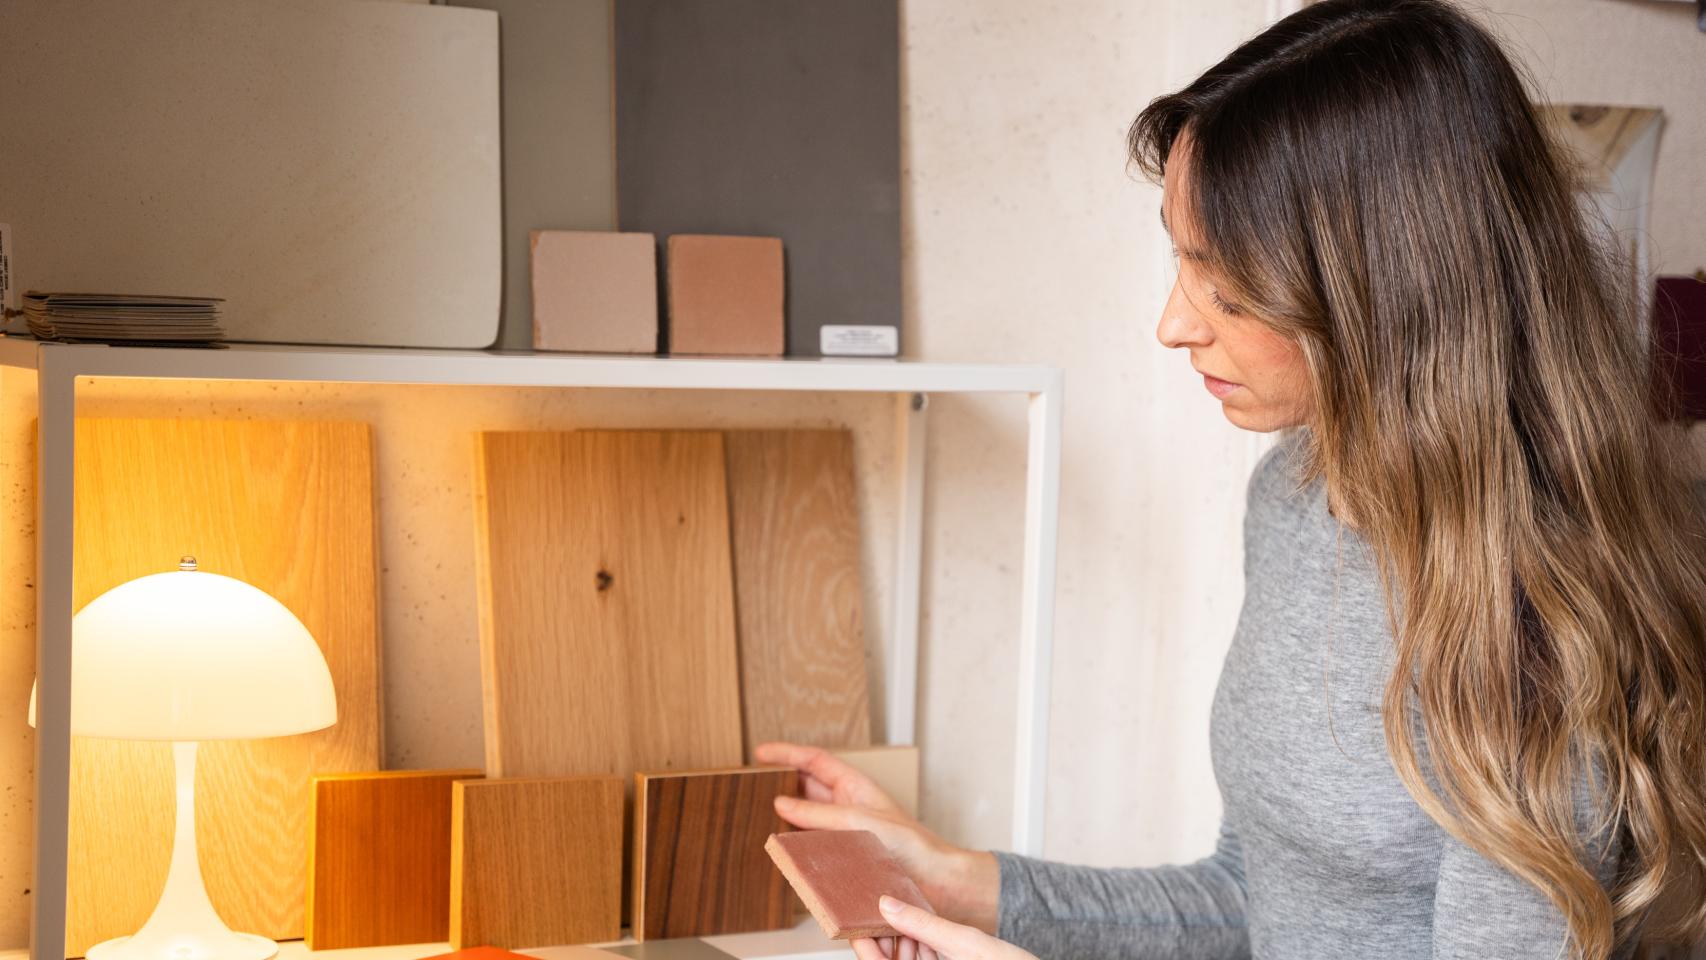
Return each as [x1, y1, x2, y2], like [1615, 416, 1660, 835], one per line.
[30, 556, 337, 960]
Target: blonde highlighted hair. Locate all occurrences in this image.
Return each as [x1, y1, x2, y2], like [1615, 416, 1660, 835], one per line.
[1130, 1, 1706, 956]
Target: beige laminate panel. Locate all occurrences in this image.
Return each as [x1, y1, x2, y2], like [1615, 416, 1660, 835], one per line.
[0, 0, 501, 347]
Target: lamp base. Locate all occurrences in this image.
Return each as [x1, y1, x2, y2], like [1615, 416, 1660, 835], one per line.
[87, 930, 277, 960]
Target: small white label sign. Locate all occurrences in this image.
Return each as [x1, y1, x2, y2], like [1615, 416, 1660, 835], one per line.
[820, 324, 899, 357]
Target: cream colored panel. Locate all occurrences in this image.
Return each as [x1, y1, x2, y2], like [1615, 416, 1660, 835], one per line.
[0, 0, 500, 347]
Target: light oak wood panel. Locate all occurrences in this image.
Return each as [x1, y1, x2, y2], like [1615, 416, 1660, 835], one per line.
[471, 430, 744, 779]
[724, 430, 871, 757]
[65, 418, 382, 955]
[450, 776, 624, 948]
[307, 769, 484, 949]
[632, 767, 797, 941]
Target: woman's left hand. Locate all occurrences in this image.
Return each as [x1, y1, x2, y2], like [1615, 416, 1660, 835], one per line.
[850, 895, 1038, 960]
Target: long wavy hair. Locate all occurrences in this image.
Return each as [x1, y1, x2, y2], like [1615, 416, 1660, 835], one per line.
[1129, 1, 1706, 955]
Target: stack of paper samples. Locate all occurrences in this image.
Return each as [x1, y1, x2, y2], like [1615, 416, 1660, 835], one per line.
[19, 292, 225, 344]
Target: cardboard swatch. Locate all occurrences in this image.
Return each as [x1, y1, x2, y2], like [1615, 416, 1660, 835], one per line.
[764, 831, 930, 940]
[633, 767, 799, 940]
[307, 769, 484, 949]
[65, 418, 382, 953]
[828, 746, 918, 819]
[451, 776, 625, 949]
[532, 230, 658, 354]
[665, 235, 784, 356]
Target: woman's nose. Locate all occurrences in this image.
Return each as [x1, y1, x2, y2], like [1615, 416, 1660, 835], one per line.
[1156, 278, 1212, 349]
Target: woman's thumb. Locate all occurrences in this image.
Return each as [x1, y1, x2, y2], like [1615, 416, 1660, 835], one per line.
[773, 794, 868, 832]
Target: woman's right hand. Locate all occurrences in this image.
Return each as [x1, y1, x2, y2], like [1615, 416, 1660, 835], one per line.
[753, 741, 1000, 934]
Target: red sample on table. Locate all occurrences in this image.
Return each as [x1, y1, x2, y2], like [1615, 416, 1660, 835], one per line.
[764, 829, 932, 940]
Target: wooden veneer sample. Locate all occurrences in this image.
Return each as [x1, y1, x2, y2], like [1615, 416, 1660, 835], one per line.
[65, 418, 382, 954]
[724, 430, 871, 758]
[307, 769, 484, 949]
[829, 746, 919, 818]
[471, 429, 744, 779]
[532, 230, 658, 354]
[665, 235, 785, 356]
[633, 767, 799, 940]
[764, 830, 930, 940]
[450, 776, 625, 948]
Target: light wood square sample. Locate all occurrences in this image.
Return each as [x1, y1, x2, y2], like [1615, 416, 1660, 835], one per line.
[451, 776, 626, 949]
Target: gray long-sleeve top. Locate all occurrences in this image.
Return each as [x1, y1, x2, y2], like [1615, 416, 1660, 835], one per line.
[993, 434, 1633, 959]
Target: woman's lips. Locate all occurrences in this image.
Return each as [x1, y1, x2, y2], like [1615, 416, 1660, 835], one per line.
[1203, 373, 1240, 399]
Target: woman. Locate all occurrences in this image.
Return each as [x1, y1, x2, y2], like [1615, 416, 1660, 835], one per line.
[757, 1, 1706, 958]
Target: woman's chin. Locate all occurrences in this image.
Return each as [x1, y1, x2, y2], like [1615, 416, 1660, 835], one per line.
[1220, 402, 1293, 434]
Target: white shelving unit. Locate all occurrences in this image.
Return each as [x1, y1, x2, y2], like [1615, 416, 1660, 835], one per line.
[0, 336, 1064, 960]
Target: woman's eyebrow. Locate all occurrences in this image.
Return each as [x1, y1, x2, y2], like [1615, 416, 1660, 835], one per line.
[1159, 206, 1206, 259]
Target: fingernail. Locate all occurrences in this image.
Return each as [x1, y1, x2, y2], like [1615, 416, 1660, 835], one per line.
[774, 795, 794, 808]
[879, 895, 902, 915]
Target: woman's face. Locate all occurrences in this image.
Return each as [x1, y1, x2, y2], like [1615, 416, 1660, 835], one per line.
[1156, 133, 1312, 433]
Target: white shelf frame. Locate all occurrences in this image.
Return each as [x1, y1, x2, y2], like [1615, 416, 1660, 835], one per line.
[0, 337, 1064, 960]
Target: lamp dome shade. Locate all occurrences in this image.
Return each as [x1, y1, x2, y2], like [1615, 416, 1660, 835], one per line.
[32, 569, 336, 741]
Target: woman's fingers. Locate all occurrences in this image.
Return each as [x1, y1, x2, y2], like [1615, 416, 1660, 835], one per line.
[772, 793, 869, 831]
[880, 895, 1010, 960]
[851, 936, 888, 960]
[753, 741, 900, 813]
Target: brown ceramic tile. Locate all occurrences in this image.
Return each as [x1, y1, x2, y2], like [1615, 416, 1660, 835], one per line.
[764, 830, 930, 940]
[531, 230, 658, 354]
[665, 235, 784, 356]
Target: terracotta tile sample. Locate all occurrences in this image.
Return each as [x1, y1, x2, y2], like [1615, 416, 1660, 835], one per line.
[665, 235, 784, 356]
[633, 767, 799, 940]
[66, 418, 382, 952]
[724, 430, 871, 758]
[426, 947, 557, 960]
[451, 776, 625, 949]
[764, 831, 930, 940]
[828, 746, 919, 818]
[531, 230, 658, 354]
[308, 769, 485, 948]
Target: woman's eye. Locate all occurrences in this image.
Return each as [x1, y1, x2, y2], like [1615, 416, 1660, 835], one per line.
[1210, 290, 1244, 317]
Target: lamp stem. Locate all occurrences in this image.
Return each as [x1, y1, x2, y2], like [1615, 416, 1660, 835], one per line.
[151, 742, 225, 925]
[85, 742, 276, 960]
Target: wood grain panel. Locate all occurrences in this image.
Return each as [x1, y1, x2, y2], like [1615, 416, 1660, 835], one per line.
[307, 769, 484, 949]
[471, 430, 744, 779]
[450, 776, 625, 948]
[724, 430, 871, 756]
[632, 767, 798, 940]
[65, 418, 382, 955]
